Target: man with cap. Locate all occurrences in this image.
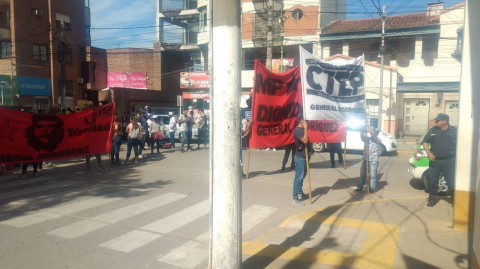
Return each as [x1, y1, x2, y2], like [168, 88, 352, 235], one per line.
[168, 112, 177, 148]
[423, 113, 457, 207]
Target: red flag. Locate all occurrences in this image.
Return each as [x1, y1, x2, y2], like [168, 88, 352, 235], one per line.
[0, 103, 115, 165]
[249, 61, 302, 149]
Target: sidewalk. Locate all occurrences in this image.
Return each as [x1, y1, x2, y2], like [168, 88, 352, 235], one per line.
[241, 146, 469, 269]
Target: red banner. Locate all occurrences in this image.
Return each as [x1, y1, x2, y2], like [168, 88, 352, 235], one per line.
[0, 103, 115, 165]
[307, 120, 346, 143]
[249, 61, 302, 149]
[249, 61, 346, 149]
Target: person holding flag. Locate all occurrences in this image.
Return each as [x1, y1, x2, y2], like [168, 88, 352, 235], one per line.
[292, 117, 311, 205]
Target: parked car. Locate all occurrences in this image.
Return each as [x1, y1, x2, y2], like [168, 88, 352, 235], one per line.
[407, 135, 448, 192]
[153, 114, 199, 141]
[313, 120, 398, 155]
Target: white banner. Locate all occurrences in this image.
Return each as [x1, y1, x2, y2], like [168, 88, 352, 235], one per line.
[299, 47, 365, 121]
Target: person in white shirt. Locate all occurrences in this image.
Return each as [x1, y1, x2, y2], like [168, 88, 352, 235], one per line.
[168, 112, 177, 148]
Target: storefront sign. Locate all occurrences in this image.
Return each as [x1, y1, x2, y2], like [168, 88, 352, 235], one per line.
[108, 72, 147, 89]
[18, 77, 51, 96]
[180, 72, 210, 89]
[182, 92, 210, 99]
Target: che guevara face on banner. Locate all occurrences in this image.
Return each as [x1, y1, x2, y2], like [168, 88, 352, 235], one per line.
[25, 114, 64, 152]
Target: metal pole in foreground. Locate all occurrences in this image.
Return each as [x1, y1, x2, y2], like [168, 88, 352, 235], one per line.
[209, 0, 242, 268]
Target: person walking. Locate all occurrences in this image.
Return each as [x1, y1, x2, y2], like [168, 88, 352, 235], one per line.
[281, 144, 296, 173]
[328, 143, 344, 168]
[149, 115, 165, 154]
[292, 118, 311, 205]
[168, 112, 177, 148]
[110, 116, 122, 165]
[125, 116, 142, 163]
[353, 126, 382, 194]
[177, 109, 188, 152]
[186, 109, 194, 151]
[195, 109, 208, 150]
[423, 113, 457, 207]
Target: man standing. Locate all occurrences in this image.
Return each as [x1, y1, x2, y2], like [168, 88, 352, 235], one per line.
[168, 112, 177, 148]
[423, 113, 457, 207]
[177, 109, 189, 152]
[292, 118, 310, 205]
[328, 142, 344, 168]
[353, 126, 381, 194]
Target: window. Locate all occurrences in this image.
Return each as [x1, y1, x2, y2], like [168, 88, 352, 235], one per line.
[85, 26, 90, 37]
[58, 80, 73, 97]
[422, 34, 439, 59]
[0, 10, 9, 28]
[199, 8, 207, 32]
[456, 28, 463, 51]
[33, 44, 48, 61]
[0, 42, 11, 58]
[56, 13, 71, 31]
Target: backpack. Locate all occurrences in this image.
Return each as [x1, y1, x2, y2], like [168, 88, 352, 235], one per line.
[129, 126, 141, 140]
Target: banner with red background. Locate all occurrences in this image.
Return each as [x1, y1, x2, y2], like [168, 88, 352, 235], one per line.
[0, 103, 115, 165]
[249, 61, 346, 149]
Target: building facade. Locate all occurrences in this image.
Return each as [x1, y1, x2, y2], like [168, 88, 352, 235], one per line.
[0, 0, 92, 112]
[320, 2, 465, 136]
[156, 0, 347, 110]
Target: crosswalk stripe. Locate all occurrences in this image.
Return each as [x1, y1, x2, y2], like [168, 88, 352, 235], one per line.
[158, 204, 278, 268]
[157, 241, 208, 268]
[0, 211, 61, 228]
[99, 230, 162, 253]
[47, 219, 108, 239]
[48, 193, 186, 239]
[92, 193, 187, 224]
[141, 199, 210, 234]
[242, 204, 278, 233]
[0, 196, 122, 228]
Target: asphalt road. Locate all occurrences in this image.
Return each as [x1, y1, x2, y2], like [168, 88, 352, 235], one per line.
[0, 147, 446, 269]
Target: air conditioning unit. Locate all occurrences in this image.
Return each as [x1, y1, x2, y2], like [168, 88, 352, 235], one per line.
[32, 9, 43, 16]
[77, 78, 84, 84]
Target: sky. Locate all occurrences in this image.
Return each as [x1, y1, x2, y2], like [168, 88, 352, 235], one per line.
[90, 0, 464, 50]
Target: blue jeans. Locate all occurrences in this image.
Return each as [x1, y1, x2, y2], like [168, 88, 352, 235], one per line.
[169, 131, 176, 148]
[186, 129, 193, 149]
[126, 138, 140, 160]
[358, 160, 379, 191]
[293, 156, 306, 198]
[110, 136, 121, 163]
[180, 130, 187, 149]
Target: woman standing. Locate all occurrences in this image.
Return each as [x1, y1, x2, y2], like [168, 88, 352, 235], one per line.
[125, 116, 142, 164]
[111, 116, 123, 165]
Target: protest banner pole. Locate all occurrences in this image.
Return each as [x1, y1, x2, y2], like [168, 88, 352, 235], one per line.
[362, 53, 370, 194]
[304, 123, 312, 204]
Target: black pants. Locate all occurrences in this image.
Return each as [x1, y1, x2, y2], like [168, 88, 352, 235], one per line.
[21, 163, 38, 175]
[427, 157, 455, 194]
[329, 143, 343, 166]
[86, 155, 103, 169]
[282, 146, 296, 169]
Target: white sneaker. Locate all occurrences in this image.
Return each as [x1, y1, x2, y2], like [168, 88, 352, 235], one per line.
[138, 155, 143, 159]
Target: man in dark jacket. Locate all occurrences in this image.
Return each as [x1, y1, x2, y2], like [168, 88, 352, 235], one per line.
[423, 113, 457, 207]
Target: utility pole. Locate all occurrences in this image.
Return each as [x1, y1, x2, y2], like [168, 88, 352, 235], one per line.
[265, 0, 273, 70]
[378, 5, 386, 131]
[58, 21, 68, 111]
[209, 0, 242, 268]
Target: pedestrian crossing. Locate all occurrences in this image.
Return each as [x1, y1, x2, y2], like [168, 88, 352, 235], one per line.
[0, 191, 279, 269]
